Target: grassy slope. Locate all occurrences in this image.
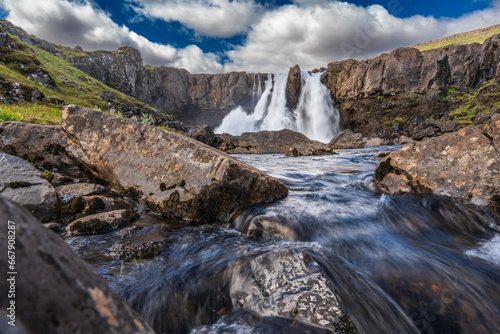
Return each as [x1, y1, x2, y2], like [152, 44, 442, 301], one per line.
[415, 25, 500, 51]
[0, 33, 160, 124]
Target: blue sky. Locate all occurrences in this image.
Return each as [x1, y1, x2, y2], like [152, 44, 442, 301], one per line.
[0, 0, 498, 73]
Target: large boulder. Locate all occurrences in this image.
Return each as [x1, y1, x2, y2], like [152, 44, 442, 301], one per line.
[0, 122, 73, 170]
[0, 152, 57, 222]
[328, 130, 365, 149]
[61, 106, 288, 223]
[0, 197, 153, 333]
[374, 116, 500, 207]
[214, 129, 333, 155]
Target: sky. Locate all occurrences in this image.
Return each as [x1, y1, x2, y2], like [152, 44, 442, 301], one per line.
[0, 0, 498, 74]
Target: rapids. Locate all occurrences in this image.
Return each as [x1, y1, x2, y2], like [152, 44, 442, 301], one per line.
[64, 148, 500, 334]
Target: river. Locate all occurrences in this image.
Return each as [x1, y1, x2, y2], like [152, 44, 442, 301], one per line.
[64, 147, 500, 334]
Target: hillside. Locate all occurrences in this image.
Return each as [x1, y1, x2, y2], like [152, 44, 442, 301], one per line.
[0, 20, 174, 126]
[414, 24, 500, 51]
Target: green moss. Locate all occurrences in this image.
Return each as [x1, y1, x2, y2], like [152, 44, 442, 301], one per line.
[41, 170, 54, 182]
[9, 181, 31, 189]
[377, 95, 384, 101]
[61, 196, 86, 214]
[82, 197, 105, 216]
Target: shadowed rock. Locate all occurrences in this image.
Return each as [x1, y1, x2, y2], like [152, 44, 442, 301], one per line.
[0, 197, 154, 333]
[0, 152, 57, 222]
[286, 64, 302, 110]
[61, 106, 288, 223]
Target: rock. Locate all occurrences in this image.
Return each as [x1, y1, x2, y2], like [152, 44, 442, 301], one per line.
[44, 222, 62, 230]
[214, 129, 332, 154]
[56, 183, 106, 201]
[50, 172, 75, 187]
[0, 197, 154, 333]
[61, 106, 288, 223]
[83, 195, 134, 212]
[474, 113, 491, 125]
[375, 151, 391, 158]
[285, 145, 336, 157]
[436, 120, 459, 133]
[398, 136, 415, 144]
[66, 209, 140, 236]
[0, 122, 73, 170]
[187, 124, 215, 146]
[365, 137, 390, 146]
[286, 64, 302, 110]
[229, 249, 356, 331]
[328, 129, 364, 149]
[491, 107, 500, 114]
[0, 152, 57, 222]
[374, 120, 500, 206]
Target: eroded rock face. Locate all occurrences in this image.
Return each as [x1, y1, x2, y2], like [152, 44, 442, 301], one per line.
[0, 152, 57, 222]
[374, 117, 500, 207]
[328, 130, 365, 149]
[61, 106, 288, 223]
[286, 64, 302, 110]
[229, 249, 356, 332]
[0, 122, 73, 170]
[214, 129, 333, 155]
[0, 198, 154, 333]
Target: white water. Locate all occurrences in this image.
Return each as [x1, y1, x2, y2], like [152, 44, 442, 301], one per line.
[466, 234, 500, 266]
[215, 72, 340, 143]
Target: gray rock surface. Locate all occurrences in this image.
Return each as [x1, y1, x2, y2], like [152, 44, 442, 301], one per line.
[0, 152, 57, 222]
[0, 197, 153, 333]
[328, 130, 365, 149]
[66, 209, 139, 236]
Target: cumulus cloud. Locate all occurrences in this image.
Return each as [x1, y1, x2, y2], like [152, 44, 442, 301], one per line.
[128, 0, 263, 38]
[1, 0, 223, 73]
[224, 1, 500, 73]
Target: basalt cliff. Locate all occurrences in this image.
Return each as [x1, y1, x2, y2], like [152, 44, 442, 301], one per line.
[1, 18, 500, 139]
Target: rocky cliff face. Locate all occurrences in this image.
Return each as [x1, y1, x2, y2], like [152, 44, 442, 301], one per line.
[324, 35, 500, 138]
[65, 48, 265, 126]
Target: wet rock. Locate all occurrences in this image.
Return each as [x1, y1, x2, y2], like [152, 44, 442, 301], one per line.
[0, 122, 73, 170]
[0, 152, 57, 222]
[61, 105, 288, 223]
[229, 249, 356, 332]
[286, 64, 302, 110]
[365, 138, 390, 146]
[243, 215, 298, 241]
[328, 130, 364, 149]
[44, 222, 63, 230]
[374, 119, 500, 207]
[108, 239, 170, 260]
[55, 183, 106, 201]
[66, 209, 140, 236]
[188, 124, 215, 146]
[0, 197, 154, 333]
[83, 195, 134, 212]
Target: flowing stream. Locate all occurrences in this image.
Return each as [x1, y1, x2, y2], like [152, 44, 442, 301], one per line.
[64, 148, 500, 334]
[215, 72, 340, 143]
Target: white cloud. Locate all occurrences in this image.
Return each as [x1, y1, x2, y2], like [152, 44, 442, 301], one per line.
[1, 0, 223, 73]
[128, 0, 263, 38]
[224, 1, 500, 73]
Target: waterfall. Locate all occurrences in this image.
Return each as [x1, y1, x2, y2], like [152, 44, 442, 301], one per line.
[215, 71, 340, 143]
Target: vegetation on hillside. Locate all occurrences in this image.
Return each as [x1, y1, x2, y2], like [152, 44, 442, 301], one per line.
[415, 26, 500, 51]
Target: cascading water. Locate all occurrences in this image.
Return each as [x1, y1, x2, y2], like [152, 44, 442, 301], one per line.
[215, 71, 340, 143]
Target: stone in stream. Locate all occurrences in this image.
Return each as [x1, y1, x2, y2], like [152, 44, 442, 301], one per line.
[374, 115, 500, 210]
[65, 209, 140, 236]
[55, 182, 106, 201]
[214, 128, 333, 155]
[328, 130, 365, 149]
[0, 197, 154, 333]
[61, 105, 288, 223]
[0, 152, 58, 222]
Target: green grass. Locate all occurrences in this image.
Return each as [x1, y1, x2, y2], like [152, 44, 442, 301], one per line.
[0, 103, 62, 124]
[416, 27, 500, 51]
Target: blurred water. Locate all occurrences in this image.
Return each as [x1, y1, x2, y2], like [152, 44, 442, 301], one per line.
[65, 148, 500, 334]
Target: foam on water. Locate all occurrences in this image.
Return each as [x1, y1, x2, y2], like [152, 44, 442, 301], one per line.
[466, 234, 500, 266]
